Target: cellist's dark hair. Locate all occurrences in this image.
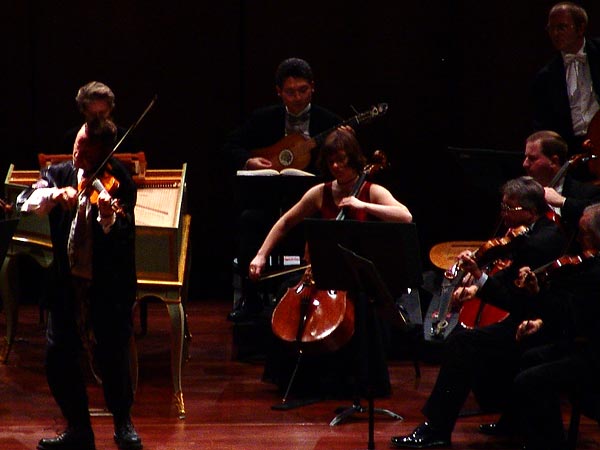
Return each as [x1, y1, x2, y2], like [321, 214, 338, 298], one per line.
[501, 176, 548, 215]
[318, 128, 366, 178]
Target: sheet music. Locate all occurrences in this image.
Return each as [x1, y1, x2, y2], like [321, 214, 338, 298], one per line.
[135, 188, 179, 227]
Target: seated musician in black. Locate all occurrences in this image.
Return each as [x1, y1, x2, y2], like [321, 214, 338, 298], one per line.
[390, 176, 566, 449]
[510, 203, 600, 450]
[522, 130, 600, 247]
[224, 57, 342, 322]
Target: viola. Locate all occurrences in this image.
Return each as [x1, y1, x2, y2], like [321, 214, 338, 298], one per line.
[457, 258, 510, 330]
[514, 250, 598, 289]
[424, 225, 529, 341]
[582, 110, 600, 180]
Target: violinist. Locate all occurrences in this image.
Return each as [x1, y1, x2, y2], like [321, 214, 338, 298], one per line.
[391, 176, 566, 448]
[19, 119, 142, 450]
[506, 203, 600, 450]
[522, 130, 600, 244]
[249, 127, 412, 398]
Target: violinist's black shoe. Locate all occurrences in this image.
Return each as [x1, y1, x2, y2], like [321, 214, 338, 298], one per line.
[37, 427, 96, 450]
[114, 417, 143, 450]
[478, 421, 513, 436]
[391, 422, 451, 448]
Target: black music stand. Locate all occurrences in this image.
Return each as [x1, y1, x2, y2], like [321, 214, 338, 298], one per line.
[305, 219, 422, 450]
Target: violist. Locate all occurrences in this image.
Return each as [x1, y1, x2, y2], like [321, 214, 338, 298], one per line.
[390, 176, 566, 448]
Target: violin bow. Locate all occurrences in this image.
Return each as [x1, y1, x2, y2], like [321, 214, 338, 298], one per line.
[79, 95, 158, 197]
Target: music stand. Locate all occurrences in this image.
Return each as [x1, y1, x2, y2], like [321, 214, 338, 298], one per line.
[305, 219, 422, 450]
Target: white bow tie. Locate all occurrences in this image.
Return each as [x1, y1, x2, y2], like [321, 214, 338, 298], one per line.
[564, 54, 587, 97]
[564, 53, 587, 65]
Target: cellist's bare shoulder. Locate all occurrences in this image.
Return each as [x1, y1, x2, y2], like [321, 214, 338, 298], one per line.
[298, 183, 325, 209]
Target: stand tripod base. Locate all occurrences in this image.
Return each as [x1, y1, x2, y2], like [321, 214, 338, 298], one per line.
[271, 397, 323, 411]
[329, 401, 403, 426]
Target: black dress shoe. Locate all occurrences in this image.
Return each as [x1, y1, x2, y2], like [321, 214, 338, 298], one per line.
[114, 418, 143, 450]
[391, 422, 451, 448]
[478, 422, 514, 436]
[37, 427, 96, 450]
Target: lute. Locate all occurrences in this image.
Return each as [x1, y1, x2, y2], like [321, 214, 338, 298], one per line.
[252, 103, 388, 172]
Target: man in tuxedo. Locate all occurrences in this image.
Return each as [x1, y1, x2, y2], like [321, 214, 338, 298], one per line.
[511, 203, 600, 450]
[522, 130, 600, 244]
[390, 177, 566, 448]
[20, 119, 142, 450]
[224, 57, 342, 322]
[532, 2, 600, 155]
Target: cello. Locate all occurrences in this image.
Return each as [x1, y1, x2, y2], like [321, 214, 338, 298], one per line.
[270, 151, 389, 354]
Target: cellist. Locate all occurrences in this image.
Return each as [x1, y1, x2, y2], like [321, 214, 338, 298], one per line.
[249, 127, 412, 279]
[248, 127, 412, 398]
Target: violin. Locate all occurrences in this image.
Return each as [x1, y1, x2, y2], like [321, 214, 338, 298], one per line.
[78, 166, 124, 216]
[583, 110, 600, 180]
[457, 258, 510, 330]
[514, 250, 598, 289]
[424, 225, 529, 340]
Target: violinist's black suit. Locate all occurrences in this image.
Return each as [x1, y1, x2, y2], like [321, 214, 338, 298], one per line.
[560, 174, 600, 244]
[514, 254, 600, 450]
[420, 216, 566, 434]
[37, 158, 137, 429]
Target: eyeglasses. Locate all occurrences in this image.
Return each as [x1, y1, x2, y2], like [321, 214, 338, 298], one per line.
[546, 23, 574, 33]
[500, 203, 525, 212]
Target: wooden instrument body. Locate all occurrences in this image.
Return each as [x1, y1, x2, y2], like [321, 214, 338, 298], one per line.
[251, 133, 315, 172]
[271, 274, 355, 354]
[424, 227, 528, 340]
[251, 103, 389, 172]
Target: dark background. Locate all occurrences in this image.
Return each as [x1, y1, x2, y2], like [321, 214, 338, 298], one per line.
[5, 0, 600, 300]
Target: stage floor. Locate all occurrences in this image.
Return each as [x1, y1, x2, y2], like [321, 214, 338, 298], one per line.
[1, 299, 599, 450]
